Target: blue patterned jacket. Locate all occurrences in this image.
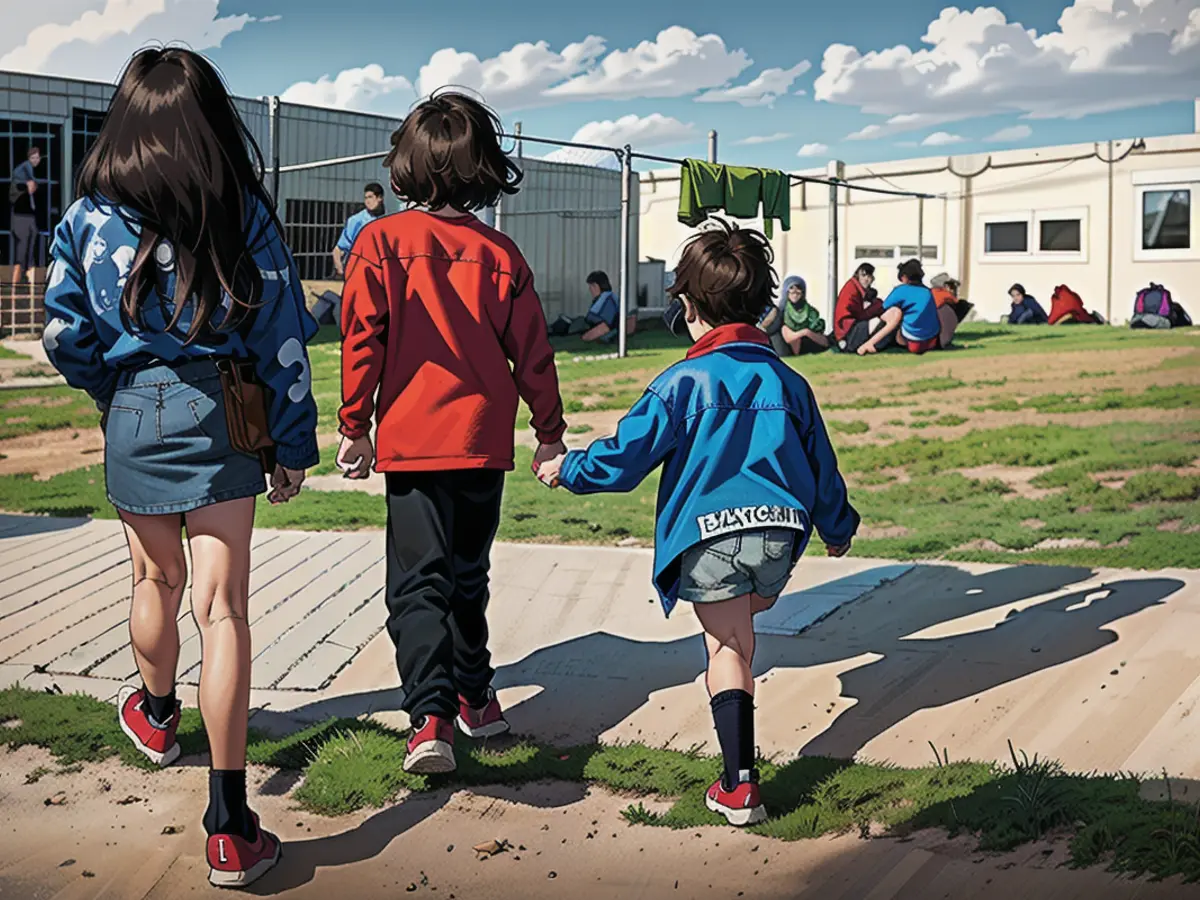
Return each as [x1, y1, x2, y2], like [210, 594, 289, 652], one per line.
[42, 195, 320, 469]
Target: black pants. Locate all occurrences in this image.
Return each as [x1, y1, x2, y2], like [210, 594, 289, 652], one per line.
[384, 469, 505, 721]
[841, 319, 893, 353]
[10, 214, 37, 270]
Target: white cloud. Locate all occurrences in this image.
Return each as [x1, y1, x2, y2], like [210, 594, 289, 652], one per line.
[921, 131, 964, 146]
[0, 0, 267, 81]
[570, 113, 696, 149]
[695, 61, 811, 107]
[282, 64, 414, 113]
[797, 142, 830, 157]
[735, 132, 792, 146]
[986, 124, 1033, 142]
[286, 27, 765, 115]
[545, 27, 751, 102]
[815, 0, 1200, 139]
[418, 37, 606, 112]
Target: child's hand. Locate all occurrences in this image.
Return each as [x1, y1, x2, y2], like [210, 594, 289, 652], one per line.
[336, 435, 374, 479]
[532, 439, 566, 475]
[537, 454, 565, 488]
[826, 541, 851, 557]
[857, 343, 876, 356]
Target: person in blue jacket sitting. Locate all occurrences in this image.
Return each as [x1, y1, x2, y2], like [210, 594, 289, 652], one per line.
[1007, 283, 1048, 325]
[536, 219, 859, 828]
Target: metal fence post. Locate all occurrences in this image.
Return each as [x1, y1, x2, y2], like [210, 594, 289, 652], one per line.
[707, 130, 718, 164]
[268, 96, 281, 204]
[826, 160, 840, 329]
[917, 195, 925, 265]
[515, 121, 523, 159]
[618, 145, 632, 359]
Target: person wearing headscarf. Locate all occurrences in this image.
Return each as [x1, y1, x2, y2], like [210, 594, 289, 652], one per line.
[776, 275, 828, 355]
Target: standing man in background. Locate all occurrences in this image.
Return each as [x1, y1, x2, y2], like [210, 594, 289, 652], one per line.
[331, 182, 386, 277]
[9, 146, 41, 285]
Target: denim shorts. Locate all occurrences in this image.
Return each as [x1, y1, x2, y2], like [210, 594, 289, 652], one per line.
[677, 529, 799, 604]
[104, 359, 267, 516]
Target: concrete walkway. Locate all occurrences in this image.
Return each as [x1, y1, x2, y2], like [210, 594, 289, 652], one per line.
[2, 513, 1200, 775]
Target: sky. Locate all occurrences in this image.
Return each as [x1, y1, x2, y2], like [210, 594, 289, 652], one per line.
[2, 0, 1199, 172]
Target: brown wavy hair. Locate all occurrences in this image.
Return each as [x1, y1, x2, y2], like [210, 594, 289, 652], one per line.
[667, 218, 778, 326]
[385, 90, 522, 212]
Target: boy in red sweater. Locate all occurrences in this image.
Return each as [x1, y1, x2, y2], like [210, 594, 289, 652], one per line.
[336, 92, 568, 774]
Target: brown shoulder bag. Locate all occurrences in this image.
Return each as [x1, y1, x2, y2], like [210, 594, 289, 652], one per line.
[215, 359, 276, 473]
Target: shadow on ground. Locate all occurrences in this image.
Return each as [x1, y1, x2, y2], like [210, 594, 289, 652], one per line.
[261, 564, 1183, 762]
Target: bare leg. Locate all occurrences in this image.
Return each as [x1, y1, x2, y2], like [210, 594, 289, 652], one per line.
[185, 497, 255, 769]
[937, 304, 958, 348]
[119, 512, 187, 697]
[695, 595, 756, 697]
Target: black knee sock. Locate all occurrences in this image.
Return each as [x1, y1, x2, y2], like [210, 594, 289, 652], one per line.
[710, 689, 756, 791]
[142, 684, 176, 728]
[203, 770, 256, 841]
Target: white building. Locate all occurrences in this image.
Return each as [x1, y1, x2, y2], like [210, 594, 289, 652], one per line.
[638, 117, 1200, 326]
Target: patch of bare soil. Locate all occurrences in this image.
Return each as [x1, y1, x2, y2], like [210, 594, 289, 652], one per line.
[0, 744, 1189, 900]
[953, 538, 1010, 553]
[857, 524, 912, 540]
[0, 427, 104, 479]
[1022, 519, 1046, 530]
[516, 409, 626, 450]
[6, 394, 71, 408]
[1088, 463, 1200, 491]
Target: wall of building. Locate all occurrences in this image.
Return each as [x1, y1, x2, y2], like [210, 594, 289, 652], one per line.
[638, 133, 1200, 326]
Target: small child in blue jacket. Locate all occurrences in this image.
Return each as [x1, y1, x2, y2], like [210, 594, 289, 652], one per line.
[537, 220, 860, 826]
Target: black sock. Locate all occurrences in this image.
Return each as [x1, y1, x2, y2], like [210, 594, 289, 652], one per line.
[710, 690, 756, 791]
[142, 684, 175, 728]
[203, 770, 256, 842]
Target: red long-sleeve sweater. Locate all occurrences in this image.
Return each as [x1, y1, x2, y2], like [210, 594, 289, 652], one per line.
[833, 278, 884, 341]
[338, 209, 567, 472]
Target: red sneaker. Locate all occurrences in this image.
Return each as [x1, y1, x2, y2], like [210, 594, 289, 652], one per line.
[117, 685, 181, 767]
[404, 715, 456, 774]
[456, 688, 510, 738]
[207, 811, 281, 888]
[706, 777, 767, 826]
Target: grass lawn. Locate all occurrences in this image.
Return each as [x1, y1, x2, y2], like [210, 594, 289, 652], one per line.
[4, 685, 1200, 882]
[0, 324, 1197, 568]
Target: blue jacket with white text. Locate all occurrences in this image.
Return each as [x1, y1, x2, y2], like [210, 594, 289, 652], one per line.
[557, 323, 859, 615]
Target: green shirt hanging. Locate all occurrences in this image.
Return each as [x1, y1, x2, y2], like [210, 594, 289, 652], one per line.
[678, 159, 791, 238]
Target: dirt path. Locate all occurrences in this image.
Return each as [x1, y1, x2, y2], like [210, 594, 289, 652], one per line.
[0, 746, 1191, 900]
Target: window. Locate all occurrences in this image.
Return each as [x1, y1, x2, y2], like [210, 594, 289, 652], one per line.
[985, 221, 1028, 253]
[0, 118, 63, 268]
[980, 208, 1087, 262]
[853, 244, 940, 262]
[1142, 189, 1190, 251]
[1132, 170, 1198, 261]
[71, 108, 106, 188]
[1039, 219, 1081, 252]
[284, 198, 362, 280]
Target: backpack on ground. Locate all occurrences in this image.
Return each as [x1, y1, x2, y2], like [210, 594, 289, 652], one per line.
[1170, 301, 1192, 328]
[1134, 283, 1172, 318]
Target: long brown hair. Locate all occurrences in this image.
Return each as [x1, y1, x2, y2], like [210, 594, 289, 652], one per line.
[76, 47, 280, 342]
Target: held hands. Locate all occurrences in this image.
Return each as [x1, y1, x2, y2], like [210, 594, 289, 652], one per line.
[337, 435, 374, 479]
[532, 439, 566, 488]
[269, 465, 306, 504]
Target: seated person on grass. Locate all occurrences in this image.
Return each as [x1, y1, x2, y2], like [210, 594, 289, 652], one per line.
[834, 263, 885, 353]
[1007, 283, 1048, 325]
[930, 272, 973, 326]
[1048, 284, 1104, 325]
[778, 275, 829, 355]
[858, 258, 952, 355]
[553, 270, 636, 343]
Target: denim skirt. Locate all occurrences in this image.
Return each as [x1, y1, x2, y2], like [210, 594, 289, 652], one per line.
[104, 359, 267, 516]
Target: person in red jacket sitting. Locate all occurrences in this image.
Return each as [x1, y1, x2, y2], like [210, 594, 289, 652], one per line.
[1048, 284, 1104, 325]
[833, 263, 885, 352]
[336, 91, 568, 775]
